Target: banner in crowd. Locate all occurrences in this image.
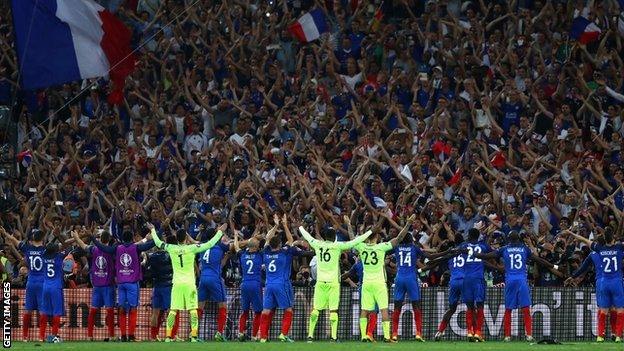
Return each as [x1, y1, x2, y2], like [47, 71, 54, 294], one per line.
[9, 287, 605, 341]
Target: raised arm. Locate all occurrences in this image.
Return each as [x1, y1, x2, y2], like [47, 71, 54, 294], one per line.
[148, 224, 165, 249]
[418, 253, 455, 272]
[343, 215, 355, 240]
[282, 214, 294, 246]
[59, 238, 76, 251]
[233, 229, 243, 253]
[194, 223, 227, 253]
[264, 216, 280, 248]
[474, 250, 500, 260]
[561, 229, 592, 246]
[530, 252, 561, 277]
[389, 215, 416, 247]
[298, 226, 318, 248]
[70, 230, 88, 250]
[338, 230, 373, 250]
[422, 246, 461, 260]
[91, 236, 115, 254]
[0, 227, 20, 247]
[570, 254, 593, 279]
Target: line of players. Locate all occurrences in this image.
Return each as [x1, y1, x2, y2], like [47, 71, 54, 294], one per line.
[2, 216, 623, 343]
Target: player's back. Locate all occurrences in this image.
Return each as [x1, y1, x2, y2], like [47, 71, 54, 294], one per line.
[592, 243, 624, 280]
[355, 242, 392, 283]
[311, 240, 343, 283]
[89, 245, 114, 287]
[448, 251, 465, 280]
[352, 260, 364, 284]
[239, 249, 263, 284]
[115, 243, 142, 283]
[394, 244, 421, 279]
[42, 253, 64, 288]
[167, 244, 199, 285]
[263, 246, 293, 285]
[461, 241, 489, 279]
[589, 252, 604, 280]
[147, 250, 173, 287]
[499, 244, 530, 281]
[19, 242, 46, 283]
[199, 241, 229, 278]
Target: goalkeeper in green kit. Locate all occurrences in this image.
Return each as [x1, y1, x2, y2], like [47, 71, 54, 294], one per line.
[299, 216, 372, 342]
[356, 214, 416, 343]
[147, 222, 226, 342]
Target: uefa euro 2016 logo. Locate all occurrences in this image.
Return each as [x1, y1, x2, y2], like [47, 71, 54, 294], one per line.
[95, 256, 107, 270]
[120, 253, 132, 267]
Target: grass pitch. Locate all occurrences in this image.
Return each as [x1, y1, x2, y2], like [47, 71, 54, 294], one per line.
[7, 341, 622, 351]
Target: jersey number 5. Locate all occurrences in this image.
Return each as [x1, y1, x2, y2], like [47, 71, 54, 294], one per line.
[46, 263, 55, 278]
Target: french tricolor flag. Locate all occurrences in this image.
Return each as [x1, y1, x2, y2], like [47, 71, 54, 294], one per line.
[570, 16, 601, 45]
[11, 0, 135, 104]
[17, 150, 32, 167]
[288, 9, 328, 43]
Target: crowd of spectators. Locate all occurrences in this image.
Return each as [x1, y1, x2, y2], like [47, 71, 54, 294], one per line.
[0, 0, 623, 291]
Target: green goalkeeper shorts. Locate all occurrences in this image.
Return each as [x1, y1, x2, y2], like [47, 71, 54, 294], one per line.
[170, 283, 198, 311]
[361, 281, 388, 311]
[313, 281, 340, 310]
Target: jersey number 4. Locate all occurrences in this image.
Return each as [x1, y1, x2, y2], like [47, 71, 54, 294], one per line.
[361, 251, 378, 265]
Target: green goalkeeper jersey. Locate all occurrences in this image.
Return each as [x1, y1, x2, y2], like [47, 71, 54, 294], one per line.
[354, 241, 393, 283]
[299, 227, 372, 283]
[151, 228, 223, 286]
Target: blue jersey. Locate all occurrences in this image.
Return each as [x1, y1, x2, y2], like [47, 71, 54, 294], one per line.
[19, 242, 46, 283]
[353, 260, 363, 282]
[460, 242, 491, 278]
[146, 251, 173, 287]
[199, 241, 230, 278]
[42, 253, 65, 289]
[239, 249, 263, 283]
[572, 252, 603, 280]
[263, 246, 300, 285]
[393, 245, 423, 278]
[448, 252, 465, 280]
[497, 244, 531, 281]
[591, 243, 624, 280]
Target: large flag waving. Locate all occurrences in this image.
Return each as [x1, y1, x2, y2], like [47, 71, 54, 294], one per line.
[11, 0, 135, 104]
[288, 9, 328, 43]
[569, 16, 601, 44]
